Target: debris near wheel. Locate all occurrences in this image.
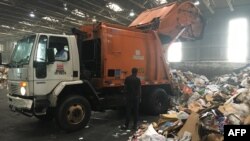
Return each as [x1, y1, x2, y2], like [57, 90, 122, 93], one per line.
[0, 66, 8, 89]
[128, 66, 250, 141]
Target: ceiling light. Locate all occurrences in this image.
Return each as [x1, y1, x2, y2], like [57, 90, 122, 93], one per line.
[42, 16, 59, 23]
[1, 25, 10, 28]
[194, 1, 200, 6]
[106, 2, 123, 12]
[92, 16, 97, 23]
[63, 3, 68, 11]
[1, 25, 15, 29]
[29, 11, 35, 18]
[129, 9, 135, 17]
[71, 9, 86, 18]
[155, 0, 167, 4]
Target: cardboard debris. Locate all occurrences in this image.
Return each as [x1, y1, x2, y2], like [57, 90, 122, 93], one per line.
[206, 133, 224, 141]
[218, 104, 236, 115]
[128, 68, 250, 141]
[188, 102, 204, 113]
[158, 114, 178, 125]
[177, 113, 200, 141]
[205, 95, 213, 102]
[244, 116, 250, 125]
[0, 66, 8, 90]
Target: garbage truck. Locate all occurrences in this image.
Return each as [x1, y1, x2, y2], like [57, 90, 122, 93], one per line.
[2, 1, 204, 131]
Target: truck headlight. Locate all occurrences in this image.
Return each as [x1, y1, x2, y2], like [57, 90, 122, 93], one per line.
[20, 87, 26, 96]
[19, 81, 27, 96]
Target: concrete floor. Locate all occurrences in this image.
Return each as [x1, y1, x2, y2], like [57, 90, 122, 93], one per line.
[0, 89, 157, 141]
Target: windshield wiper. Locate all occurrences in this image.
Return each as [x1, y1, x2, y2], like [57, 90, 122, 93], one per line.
[9, 58, 28, 68]
[8, 60, 19, 68]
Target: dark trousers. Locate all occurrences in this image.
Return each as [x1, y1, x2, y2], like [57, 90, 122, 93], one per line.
[125, 98, 139, 128]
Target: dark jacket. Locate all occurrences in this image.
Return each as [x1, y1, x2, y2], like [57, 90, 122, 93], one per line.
[124, 74, 141, 99]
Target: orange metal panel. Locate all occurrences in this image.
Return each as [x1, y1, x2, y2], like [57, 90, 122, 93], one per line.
[96, 23, 170, 88]
[129, 3, 176, 27]
[129, 1, 204, 41]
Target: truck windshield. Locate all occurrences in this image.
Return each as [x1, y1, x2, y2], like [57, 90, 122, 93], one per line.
[9, 35, 36, 67]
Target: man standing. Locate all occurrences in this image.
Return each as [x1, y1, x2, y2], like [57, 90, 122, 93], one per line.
[122, 68, 141, 130]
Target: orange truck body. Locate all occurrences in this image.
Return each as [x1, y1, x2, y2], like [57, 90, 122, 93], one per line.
[79, 1, 204, 89]
[4, 1, 205, 132]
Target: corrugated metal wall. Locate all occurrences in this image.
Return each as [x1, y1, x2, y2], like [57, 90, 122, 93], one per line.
[0, 41, 15, 64]
[181, 5, 250, 62]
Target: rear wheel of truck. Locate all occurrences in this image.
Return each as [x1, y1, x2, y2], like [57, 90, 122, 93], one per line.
[147, 88, 170, 115]
[56, 95, 91, 132]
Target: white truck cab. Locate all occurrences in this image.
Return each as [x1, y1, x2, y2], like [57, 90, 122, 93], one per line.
[6, 33, 97, 131]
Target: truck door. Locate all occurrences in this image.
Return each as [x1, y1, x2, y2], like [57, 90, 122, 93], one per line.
[34, 35, 73, 96]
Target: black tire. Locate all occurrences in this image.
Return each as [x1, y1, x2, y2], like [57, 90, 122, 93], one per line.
[147, 88, 170, 115]
[35, 108, 54, 121]
[56, 95, 91, 132]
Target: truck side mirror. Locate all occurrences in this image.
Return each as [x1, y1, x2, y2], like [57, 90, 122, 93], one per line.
[47, 48, 55, 64]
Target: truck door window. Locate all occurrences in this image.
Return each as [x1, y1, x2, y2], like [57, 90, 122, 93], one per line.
[49, 36, 69, 61]
[35, 35, 48, 79]
[36, 35, 48, 62]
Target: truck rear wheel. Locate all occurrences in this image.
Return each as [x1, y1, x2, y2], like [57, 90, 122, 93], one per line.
[56, 95, 91, 132]
[147, 88, 170, 115]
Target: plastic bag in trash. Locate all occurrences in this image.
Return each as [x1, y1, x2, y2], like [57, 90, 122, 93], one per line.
[194, 78, 205, 87]
[177, 111, 189, 120]
[138, 124, 166, 141]
[179, 131, 192, 141]
[187, 92, 200, 105]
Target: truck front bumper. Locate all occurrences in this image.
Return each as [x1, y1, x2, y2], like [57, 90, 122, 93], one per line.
[7, 94, 33, 110]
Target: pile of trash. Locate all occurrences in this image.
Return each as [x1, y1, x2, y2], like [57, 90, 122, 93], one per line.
[128, 68, 250, 141]
[0, 66, 8, 89]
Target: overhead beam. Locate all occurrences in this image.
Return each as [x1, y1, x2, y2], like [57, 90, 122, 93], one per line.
[225, 0, 234, 11]
[37, 1, 93, 25]
[202, 0, 215, 14]
[128, 0, 146, 9]
[80, 0, 132, 21]
[0, 4, 76, 31]
[58, 0, 126, 25]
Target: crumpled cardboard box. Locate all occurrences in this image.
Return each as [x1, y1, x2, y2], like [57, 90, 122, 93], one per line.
[206, 133, 223, 141]
[158, 113, 178, 125]
[188, 102, 204, 113]
[244, 116, 250, 125]
[178, 112, 200, 141]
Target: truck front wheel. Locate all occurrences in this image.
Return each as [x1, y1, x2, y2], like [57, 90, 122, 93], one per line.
[56, 95, 91, 132]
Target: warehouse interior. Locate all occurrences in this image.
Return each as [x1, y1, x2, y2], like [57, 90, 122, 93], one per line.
[1, 0, 250, 75]
[0, 0, 250, 141]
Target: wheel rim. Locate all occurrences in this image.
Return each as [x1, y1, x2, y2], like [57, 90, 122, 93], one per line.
[67, 104, 85, 125]
[155, 95, 162, 111]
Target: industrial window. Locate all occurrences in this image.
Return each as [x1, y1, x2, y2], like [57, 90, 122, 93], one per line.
[168, 42, 182, 62]
[227, 18, 248, 62]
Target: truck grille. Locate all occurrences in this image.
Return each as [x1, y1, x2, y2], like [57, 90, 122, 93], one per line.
[10, 84, 19, 95]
